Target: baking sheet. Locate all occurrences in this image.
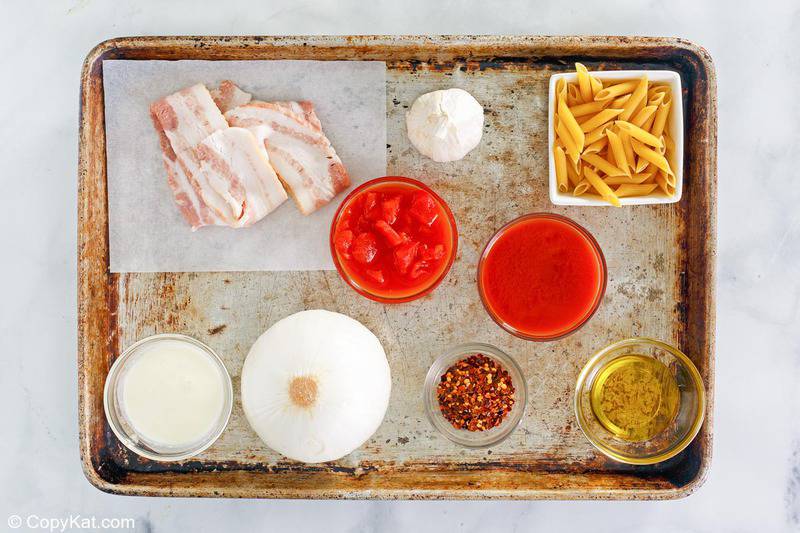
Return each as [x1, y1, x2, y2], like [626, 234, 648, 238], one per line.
[103, 60, 387, 272]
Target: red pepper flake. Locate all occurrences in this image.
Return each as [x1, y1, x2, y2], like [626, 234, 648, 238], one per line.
[436, 353, 515, 432]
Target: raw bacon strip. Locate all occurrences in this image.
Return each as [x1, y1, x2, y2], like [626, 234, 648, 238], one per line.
[150, 84, 287, 229]
[210, 80, 252, 113]
[225, 100, 351, 215]
[195, 128, 287, 227]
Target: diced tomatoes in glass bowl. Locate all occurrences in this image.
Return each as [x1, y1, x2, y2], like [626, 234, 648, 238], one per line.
[330, 176, 458, 303]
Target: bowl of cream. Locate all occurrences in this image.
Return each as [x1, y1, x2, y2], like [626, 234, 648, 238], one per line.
[103, 334, 233, 461]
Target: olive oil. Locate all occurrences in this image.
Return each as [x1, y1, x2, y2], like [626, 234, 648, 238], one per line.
[590, 354, 680, 442]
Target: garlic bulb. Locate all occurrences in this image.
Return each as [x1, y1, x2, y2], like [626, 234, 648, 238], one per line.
[241, 310, 391, 463]
[405, 88, 484, 162]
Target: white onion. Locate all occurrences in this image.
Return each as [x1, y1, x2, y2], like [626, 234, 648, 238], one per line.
[241, 310, 391, 463]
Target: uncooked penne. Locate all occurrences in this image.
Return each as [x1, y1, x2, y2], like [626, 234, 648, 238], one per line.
[580, 108, 624, 133]
[573, 179, 591, 196]
[631, 138, 674, 175]
[566, 158, 582, 186]
[570, 100, 608, 118]
[615, 183, 659, 197]
[584, 136, 609, 154]
[611, 94, 631, 108]
[576, 63, 593, 103]
[620, 131, 637, 172]
[583, 166, 621, 206]
[632, 105, 657, 128]
[594, 80, 639, 101]
[558, 98, 585, 152]
[590, 75, 603, 98]
[554, 145, 569, 193]
[556, 119, 581, 165]
[605, 129, 630, 176]
[581, 152, 628, 177]
[585, 121, 614, 146]
[603, 172, 653, 185]
[655, 173, 675, 196]
[619, 76, 648, 122]
[615, 120, 663, 149]
[651, 100, 671, 138]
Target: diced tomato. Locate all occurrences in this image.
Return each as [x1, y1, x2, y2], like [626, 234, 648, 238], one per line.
[410, 191, 439, 226]
[366, 269, 385, 284]
[352, 232, 378, 265]
[334, 230, 354, 259]
[374, 220, 405, 247]
[381, 196, 401, 225]
[393, 241, 419, 274]
[418, 243, 446, 262]
[363, 192, 377, 213]
[409, 260, 429, 279]
[431, 244, 445, 260]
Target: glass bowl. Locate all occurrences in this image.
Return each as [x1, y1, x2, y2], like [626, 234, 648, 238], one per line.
[477, 213, 607, 341]
[330, 176, 458, 303]
[103, 334, 233, 462]
[423, 343, 527, 448]
[574, 337, 706, 465]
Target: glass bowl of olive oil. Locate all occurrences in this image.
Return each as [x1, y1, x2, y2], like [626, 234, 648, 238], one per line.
[574, 338, 705, 465]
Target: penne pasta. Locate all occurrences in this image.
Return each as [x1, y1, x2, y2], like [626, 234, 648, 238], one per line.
[581, 152, 628, 177]
[655, 173, 675, 196]
[611, 94, 632, 108]
[619, 131, 637, 172]
[573, 179, 591, 196]
[576, 63, 593, 103]
[631, 105, 657, 128]
[619, 76, 648, 122]
[615, 120, 663, 148]
[556, 119, 581, 164]
[590, 75, 603, 98]
[651, 100, 671, 138]
[584, 121, 614, 146]
[552, 65, 677, 202]
[570, 99, 609, 118]
[584, 136, 609, 154]
[554, 145, 569, 193]
[603, 172, 653, 185]
[635, 156, 651, 173]
[594, 80, 639, 101]
[558, 98, 585, 152]
[583, 166, 621, 206]
[566, 158, 582, 186]
[615, 183, 659, 197]
[567, 83, 582, 106]
[605, 130, 630, 176]
[631, 138, 674, 175]
[580, 108, 624, 132]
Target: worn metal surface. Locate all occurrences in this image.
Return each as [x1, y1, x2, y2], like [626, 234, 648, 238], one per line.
[78, 35, 717, 499]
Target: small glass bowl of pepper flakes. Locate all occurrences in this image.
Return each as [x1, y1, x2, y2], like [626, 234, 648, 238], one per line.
[423, 343, 527, 448]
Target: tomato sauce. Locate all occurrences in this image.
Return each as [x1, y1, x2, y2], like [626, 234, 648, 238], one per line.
[478, 214, 606, 339]
[331, 177, 457, 302]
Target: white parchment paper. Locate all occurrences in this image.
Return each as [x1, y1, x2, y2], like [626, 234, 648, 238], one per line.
[103, 60, 386, 272]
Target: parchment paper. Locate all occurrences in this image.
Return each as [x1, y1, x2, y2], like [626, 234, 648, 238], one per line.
[103, 60, 386, 272]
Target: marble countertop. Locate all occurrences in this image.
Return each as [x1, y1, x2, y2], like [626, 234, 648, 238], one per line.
[2, 1, 798, 531]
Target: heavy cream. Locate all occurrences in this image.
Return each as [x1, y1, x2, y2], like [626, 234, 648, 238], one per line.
[118, 339, 227, 450]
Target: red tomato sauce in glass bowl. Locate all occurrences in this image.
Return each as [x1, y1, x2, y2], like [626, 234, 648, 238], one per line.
[330, 176, 458, 303]
[478, 213, 606, 340]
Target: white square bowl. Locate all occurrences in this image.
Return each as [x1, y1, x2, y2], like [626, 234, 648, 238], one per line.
[548, 70, 683, 206]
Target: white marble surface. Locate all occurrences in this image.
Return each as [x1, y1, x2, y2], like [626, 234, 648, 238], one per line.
[1, 1, 798, 531]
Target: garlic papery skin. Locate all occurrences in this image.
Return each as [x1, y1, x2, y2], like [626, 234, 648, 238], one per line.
[405, 88, 484, 162]
[241, 309, 391, 463]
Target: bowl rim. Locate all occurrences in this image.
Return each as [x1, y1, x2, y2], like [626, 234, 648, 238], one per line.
[477, 212, 607, 341]
[547, 69, 684, 206]
[573, 337, 706, 465]
[423, 342, 527, 448]
[103, 333, 234, 462]
[329, 175, 458, 304]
